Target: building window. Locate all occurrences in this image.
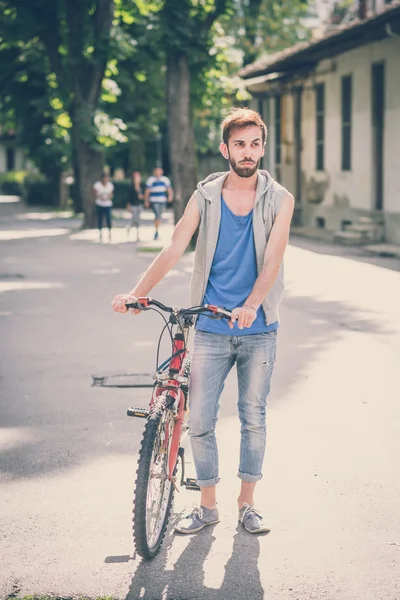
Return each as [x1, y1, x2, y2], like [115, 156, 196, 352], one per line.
[341, 75, 352, 171]
[315, 83, 325, 171]
[6, 147, 15, 171]
[275, 95, 281, 167]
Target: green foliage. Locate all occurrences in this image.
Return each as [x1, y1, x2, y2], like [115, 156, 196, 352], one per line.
[0, 3, 70, 177]
[226, 0, 311, 66]
[0, 170, 28, 195]
[0, 0, 314, 211]
[24, 173, 55, 206]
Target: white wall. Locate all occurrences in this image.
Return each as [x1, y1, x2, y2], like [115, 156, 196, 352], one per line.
[300, 36, 400, 216]
[258, 34, 400, 239]
[0, 144, 26, 173]
[0, 144, 6, 173]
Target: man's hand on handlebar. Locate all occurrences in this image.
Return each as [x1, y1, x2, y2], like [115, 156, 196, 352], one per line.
[111, 293, 142, 315]
[111, 296, 234, 322]
[228, 305, 257, 330]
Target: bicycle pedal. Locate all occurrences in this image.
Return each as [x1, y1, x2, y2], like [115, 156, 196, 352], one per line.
[127, 407, 148, 418]
[183, 478, 200, 491]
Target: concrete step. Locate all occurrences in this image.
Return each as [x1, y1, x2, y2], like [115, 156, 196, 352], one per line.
[333, 230, 366, 245]
[364, 243, 400, 258]
[359, 213, 384, 225]
[346, 224, 377, 242]
[345, 222, 383, 242]
[347, 223, 377, 233]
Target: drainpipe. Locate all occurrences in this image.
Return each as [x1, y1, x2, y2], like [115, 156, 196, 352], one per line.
[358, 0, 367, 19]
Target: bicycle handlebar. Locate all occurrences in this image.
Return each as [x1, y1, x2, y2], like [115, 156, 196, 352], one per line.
[125, 297, 232, 320]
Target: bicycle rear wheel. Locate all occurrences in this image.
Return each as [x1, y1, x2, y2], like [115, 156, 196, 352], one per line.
[133, 398, 177, 559]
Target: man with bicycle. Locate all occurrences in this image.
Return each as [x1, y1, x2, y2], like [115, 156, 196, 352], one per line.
[112, 107, 294, 535]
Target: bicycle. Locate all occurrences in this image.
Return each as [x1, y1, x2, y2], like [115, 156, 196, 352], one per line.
[93, 297, 231, 560]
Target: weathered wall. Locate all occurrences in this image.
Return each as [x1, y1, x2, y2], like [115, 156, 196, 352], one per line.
[253, 34, 400, 241]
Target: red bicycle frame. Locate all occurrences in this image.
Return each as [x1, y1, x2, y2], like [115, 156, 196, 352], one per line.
[149, 332, 189, 480]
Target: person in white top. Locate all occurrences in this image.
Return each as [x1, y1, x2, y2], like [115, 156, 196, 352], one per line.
[93, 172, 114, 242]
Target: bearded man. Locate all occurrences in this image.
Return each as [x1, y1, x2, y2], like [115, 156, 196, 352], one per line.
[112, 107, 294, 535]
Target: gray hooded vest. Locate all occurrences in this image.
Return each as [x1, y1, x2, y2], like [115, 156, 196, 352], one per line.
[190, 170, 290, 326]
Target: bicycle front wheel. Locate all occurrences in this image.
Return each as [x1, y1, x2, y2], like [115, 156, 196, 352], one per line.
[133, 400, 176, 559]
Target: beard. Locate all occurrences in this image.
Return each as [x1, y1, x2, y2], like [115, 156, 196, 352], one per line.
[228, 155, 260, 178]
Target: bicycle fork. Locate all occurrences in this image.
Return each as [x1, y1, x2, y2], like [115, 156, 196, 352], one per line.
[127, 390, 200, 492]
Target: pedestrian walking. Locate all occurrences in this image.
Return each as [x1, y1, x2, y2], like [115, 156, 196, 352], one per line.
[144, 166, 173, 240]
[112, 107, 294, 535]
[93, 172, 114, 243]
[126, 170, 144, 242]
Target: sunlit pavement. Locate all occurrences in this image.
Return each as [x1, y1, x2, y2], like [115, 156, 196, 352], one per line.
[1, 199, 400, 600]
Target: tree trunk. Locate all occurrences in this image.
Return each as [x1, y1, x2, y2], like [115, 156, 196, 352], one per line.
[358, 0, 367, 19]
[40, 163, 63, 207]
[71, 144, 83, 214]
[74, 136, 103, 228]
[129, 139, 146, 173]
[71, 103, 103, 228]
[64, 0, 113, 226]
[166, 51, 197, 223]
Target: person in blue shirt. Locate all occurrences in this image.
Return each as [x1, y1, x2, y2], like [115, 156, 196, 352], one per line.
[112, 108, 294, 535]
[144, 166, 173, 240]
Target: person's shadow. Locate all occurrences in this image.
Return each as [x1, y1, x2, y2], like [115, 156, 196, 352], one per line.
[124, 515, 265, 600]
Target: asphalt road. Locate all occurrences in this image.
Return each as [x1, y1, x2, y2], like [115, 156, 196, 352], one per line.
[1, 200, 400, 600]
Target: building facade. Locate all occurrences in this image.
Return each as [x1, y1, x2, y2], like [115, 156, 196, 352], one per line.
[0, 140, 27, 173]
[242, 2, 400, 244]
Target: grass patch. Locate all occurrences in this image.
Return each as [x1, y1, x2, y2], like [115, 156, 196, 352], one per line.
[137, 246, 163, 253]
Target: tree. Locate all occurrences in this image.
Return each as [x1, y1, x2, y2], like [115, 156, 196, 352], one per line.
[0, 5, 70, 204]
[159, 0, 234, 222]
[105, 1, 166, 175]
[0, 0, 114, 225]
[226, 0, 311, 66]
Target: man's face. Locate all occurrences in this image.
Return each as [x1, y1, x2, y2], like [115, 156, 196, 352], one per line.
[154, 167, 163, 178]
[220, 125, 264, 178]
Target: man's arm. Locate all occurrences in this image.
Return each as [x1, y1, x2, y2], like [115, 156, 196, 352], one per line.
[129, 194, 200, 297]
[167, 184, 174, 204]
[144, 188, 150, 208]
[245, 193, 294, 310]
[229, 192, 294, 329]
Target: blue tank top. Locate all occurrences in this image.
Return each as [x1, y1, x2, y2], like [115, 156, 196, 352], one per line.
[196, 196, 279, 336]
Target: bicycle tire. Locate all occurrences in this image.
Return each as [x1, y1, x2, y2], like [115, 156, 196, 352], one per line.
[133, 400, 176, 560]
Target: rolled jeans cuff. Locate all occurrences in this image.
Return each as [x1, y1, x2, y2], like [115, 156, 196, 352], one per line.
[196, 476, 221, 488]
[238, 471, 263, 483]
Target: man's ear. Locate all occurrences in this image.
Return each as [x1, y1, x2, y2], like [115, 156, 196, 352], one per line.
[219, 142, 229, 160]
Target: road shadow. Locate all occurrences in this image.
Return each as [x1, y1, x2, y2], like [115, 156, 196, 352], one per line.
[0, 230, 396, 480]
[126, 519, 264, 600]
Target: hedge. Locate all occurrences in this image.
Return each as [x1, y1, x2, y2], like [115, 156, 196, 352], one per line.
[0, 170, 28, 196]
[24, 174, 55, 206]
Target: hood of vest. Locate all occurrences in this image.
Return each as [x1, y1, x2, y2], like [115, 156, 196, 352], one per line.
[196, 170, 275, 206]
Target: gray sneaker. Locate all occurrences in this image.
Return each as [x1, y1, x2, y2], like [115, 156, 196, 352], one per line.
[238, 503, 270, 534]
[174, 505, 219, 534]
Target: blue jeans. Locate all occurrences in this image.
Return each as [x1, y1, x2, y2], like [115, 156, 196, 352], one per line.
[150, 202, 165, 221]
[96, 205, 112, 230]
[188, 330, 277, 487]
